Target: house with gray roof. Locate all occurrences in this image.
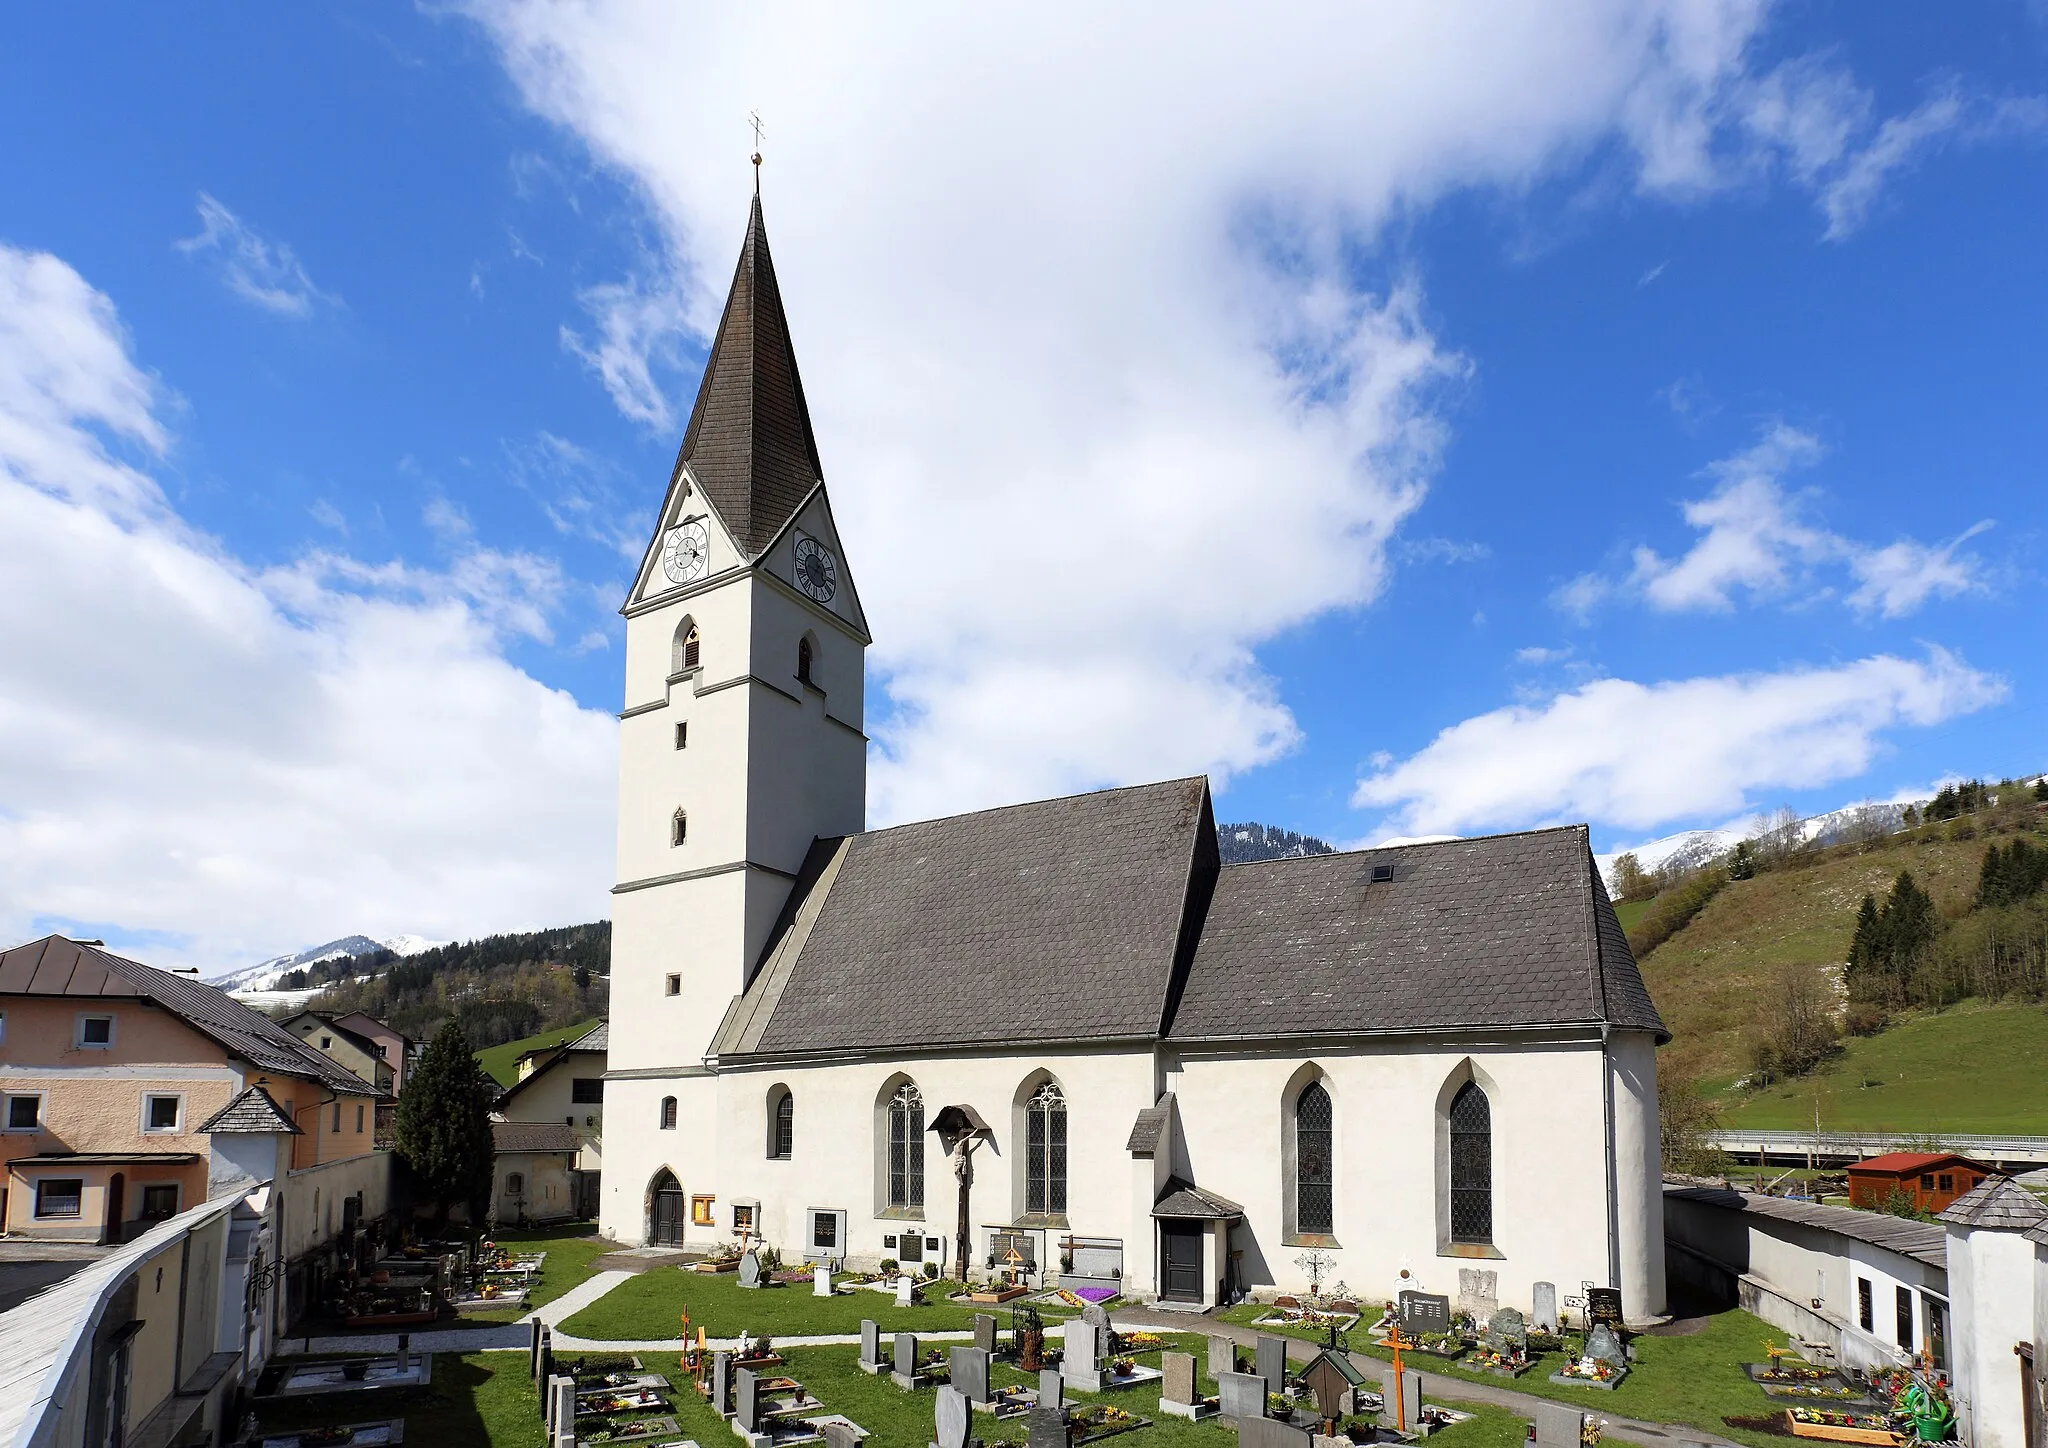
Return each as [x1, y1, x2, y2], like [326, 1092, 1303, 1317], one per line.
[596, 190, 1669, 1319]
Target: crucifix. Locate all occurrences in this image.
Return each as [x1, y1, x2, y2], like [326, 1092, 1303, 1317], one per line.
[748, 110, 765, 191]
[930, 1104, 996, 1283]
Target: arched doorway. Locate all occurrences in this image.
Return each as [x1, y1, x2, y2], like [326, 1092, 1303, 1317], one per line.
[649, 1169, 685, 1247]
[104, 1173, 125, 1244]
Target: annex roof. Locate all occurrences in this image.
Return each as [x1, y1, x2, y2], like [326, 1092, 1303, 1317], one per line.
[198, 1085, 302, 1135]
[1167, 826, 1666, 1042]
[0, 936, 379, 1096]
[1939, 1175, 2048, 1230]
[495, 1022, 611, 1111]
[1664, 1184, 1947, 1269]
[4, 1153, 204, 1167]
[714, 777, 1215, 1058]
[1126, 1098, 1171, 1156]
[1848, 1152, 1989, 1174]
[1153, 1178, 1245, 1221]
[493, 1121, 582, 1154]
[672, 194, 824, 558]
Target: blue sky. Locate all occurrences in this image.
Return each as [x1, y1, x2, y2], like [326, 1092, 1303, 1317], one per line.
[0, 4, 2043, 965]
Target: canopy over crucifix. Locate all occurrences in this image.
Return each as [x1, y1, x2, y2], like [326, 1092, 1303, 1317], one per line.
[929, 1103, 996, 1280]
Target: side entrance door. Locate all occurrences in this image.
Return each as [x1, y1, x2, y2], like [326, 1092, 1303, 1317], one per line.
[1160, 1221, 1203, 1303]
[652, 1188, 687, 1247]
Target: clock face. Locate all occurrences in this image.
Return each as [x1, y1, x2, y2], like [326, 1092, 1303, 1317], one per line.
[793, 535, 838, 603]
[661, 521, 710, 584]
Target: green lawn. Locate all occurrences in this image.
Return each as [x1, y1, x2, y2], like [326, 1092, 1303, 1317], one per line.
[566, 1337, 1530, 1448]
[253, 1352, 542, 1448]
[1218, 1304, 1794, 1448]
[454, 1224, 614, 1326]
[560, 1268, 1081, 1340]
[1721, 999, 2048, 1133]
[1613, 898, 1655, 933]
[477, 1020, 599, 1087]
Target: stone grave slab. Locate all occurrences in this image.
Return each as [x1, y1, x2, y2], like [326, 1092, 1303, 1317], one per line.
[1218, 1369, 1267, 1423]
[857, 1320, 883, 1374]
[1038, 1369, 1064, 1413]
[973, 1313, 998, 1354]
[1063, 1318, 1102, 1392]
[814, 1264, 834, 1297]
[1240, 1418, 1312, 1448]
[894, 1274, 915, 1307]
[950, 1346, 991, 1408]
[733, 1368, 761, 1433]
[1255, 1336, 1288, 1396]
[712, 1353, 733, 1417]
[1532, 1282, 1559, 1335]
[1534, 1400, 1585, 1448]
[932, 1385, 970, 1448]
[1379, 1366, 1422, 1430]
[1027, 1407, 1069, 1448]
[737, 1251, 762, 1289]
[1157, 1351, 1215, 1420]
[1399, 1289, 1450, 1337]
[891, 1332, 921, 1390]
[1208, 1334, 1237, 1380]
[1457, 1268, 1497, 1322]
[822, 1425, 862, 1448]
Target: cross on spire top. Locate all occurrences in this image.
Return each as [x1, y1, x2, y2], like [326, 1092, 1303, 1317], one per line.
[748, 110, 765, 193]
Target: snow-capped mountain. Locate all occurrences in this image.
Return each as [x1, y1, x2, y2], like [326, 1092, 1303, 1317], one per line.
[1593, 798, 1917, 893]
[206, 933, 445, 992]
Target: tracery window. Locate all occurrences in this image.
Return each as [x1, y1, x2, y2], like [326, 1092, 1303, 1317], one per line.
[1295, 1081, 1333, 1236]
[1449, 1081, 1493, 1243]
[770, 1087, 794, 1160]
[888, 1082, 925, 1210]
[1025, 1080, 1067, 1217]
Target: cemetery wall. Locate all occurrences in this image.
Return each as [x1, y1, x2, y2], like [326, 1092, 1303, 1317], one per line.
[1170, 1031, 1662, 1314]
[1943, 1222, 2036, 1448]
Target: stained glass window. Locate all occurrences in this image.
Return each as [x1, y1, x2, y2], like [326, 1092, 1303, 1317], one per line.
[1296, 1081, 1333, 1236]
[1026, 1081, 1067, 1216]
[889, 1082, 925, 1210]
[1449, 1081, 1493, 1243]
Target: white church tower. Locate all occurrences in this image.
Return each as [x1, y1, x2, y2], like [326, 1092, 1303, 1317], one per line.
[601, 194, 869, 1244]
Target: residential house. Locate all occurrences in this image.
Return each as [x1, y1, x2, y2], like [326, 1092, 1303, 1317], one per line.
[491, 1022, 605, 1222]
[0, 936, 381, 1246]
[1846, 1151, 1992, 1215]
[280, 1010, 412, 1097]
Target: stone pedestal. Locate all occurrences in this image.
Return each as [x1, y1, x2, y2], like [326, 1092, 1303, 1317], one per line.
[814, 1263, 834, 1296]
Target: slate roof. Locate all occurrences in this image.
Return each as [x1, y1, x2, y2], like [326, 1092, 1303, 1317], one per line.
[1167, 826, 1667, 1042]
[715, 777, 1215, 1057]
[705, 781, 1664, 1060]
[0, 936, 379, 1096]
[1665, 1184, 1947, 1269]
[1125, 1099, 1171, 1155]
[1938, 1175, 2048, 1230]
[496, 1022, 610, 1111]
[198, 1085, 303, 1135]
[672, 194, 824, 558]
[1153, 1178, 1244, 1220]
[493, 1121, 582, 1154]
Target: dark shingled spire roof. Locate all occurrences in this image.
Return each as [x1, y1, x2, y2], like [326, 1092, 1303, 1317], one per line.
[673, 194, 824, 557]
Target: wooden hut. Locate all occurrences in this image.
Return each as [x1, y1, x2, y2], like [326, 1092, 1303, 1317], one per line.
[1845, 1152, 1992, 1214]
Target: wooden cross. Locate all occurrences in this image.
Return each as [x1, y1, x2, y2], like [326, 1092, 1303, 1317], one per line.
[1386, 1322, 1411, 1432]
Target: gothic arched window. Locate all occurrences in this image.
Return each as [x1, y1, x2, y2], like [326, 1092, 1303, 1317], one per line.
[1449, 1081, 1493, 1243]
[673, 620, 701, 673]
[797, 635, 814, 685]
[1295, 1081, 1333, 1236]
[671, 809, 688, 847]
[770, 1087, 794, 1160]
[1025, 1080, 1067, 1217]
[888, 1082, 925, 1210]
[659, 1096, 677, 1131]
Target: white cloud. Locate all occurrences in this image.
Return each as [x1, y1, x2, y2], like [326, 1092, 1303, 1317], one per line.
[1571, 423, 1990, 620]
[464, 0, 1891, 824]
[1353, 648, 2005, 837]
[0, 243, 614, 970]
[1818, 90, 2048, 240]
[174, 193, 334, 317]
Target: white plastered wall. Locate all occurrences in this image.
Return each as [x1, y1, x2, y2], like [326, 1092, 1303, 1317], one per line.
[1609, 1030, 1666, 1320]
[1945, 1222, 2038, 1448]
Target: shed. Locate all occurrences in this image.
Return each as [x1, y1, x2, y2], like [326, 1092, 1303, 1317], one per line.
[1846, 1153, 1992, 1215]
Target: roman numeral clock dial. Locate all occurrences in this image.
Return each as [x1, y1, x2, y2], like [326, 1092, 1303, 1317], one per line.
[661, 520, 709, 584]
[793, 534, 838, 603]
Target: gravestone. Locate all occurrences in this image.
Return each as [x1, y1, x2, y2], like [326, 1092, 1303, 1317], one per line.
[1082, 1301, 1113, 1338]
[1038, 1369, 1064, 1413]
[1532, 1282, 1559, 1335]
[1487, 1306, 1528, 1352]
[1063, 1318, 1102, 1391]
[815, 1263, 835, 1296]
[1217, 1369, 1268, 1422]
[1240, 1418, 1313, 1448]
[1534, 1401, 1586, 1448]
[1378, 1365, 1422, 1430]
[734, 1367, 762, 1433]
[1208, 1334, 1236, 1380]
[737, 1249, 763, 1289]
[528, 1317, 545, 1379]
[859, 1319, 884, 1373]
[1456, 1268, 1498, 1323]
[933, 1385, 971, 1448]
[1398, 1290, 1451, 1336]
[950, 1346, 992, 1408]
[895, 1274, 916, 1307]
[537, 1336, 554, 1402]
[1159, 1351, 1199, 1417]
[712, 1351, 733, 1417]
[1587, 1287, 1624, 1329]
[973, 1312, 998, 1354]
[1584, 1322, 1626, 1369]
[1027, 1407, 1070, 1448]
[545, 1374, 572, 1436]
[823, 1424, 863, 1448]
[1255, 1335, 1288, 1396]
[892, 1332, 921, 1389]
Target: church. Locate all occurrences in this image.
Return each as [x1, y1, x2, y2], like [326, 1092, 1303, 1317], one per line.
[598, 192, 1669, 1324]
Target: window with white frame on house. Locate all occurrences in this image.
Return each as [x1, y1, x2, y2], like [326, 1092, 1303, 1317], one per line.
[139, 1184, 178, 1220]
[35, 1178, 83, 1218]
[142, 1094, 182, 1132]
[77, 1014, 113, 1047]
[5, 1094, 41, 1131]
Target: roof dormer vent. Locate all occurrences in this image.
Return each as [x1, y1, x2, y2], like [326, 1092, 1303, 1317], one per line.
[1370, 863, 1395, 884]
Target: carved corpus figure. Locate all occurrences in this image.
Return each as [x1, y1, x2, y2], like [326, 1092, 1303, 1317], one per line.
[930, 1104, 997, 1282]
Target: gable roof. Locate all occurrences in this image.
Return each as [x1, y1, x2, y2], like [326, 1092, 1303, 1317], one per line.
[493, 1120, 582, 1154]
[281, 1011, 386, 1064]
[1850, 1152, 1990, 1175]
[198, 1085, 302, 1135]
[713, 777, 1214, 1059]
[672, 194, 824, 558]
[1939, 1175, 2048, 1230]
[1166, 826, 1666, 1042]
[495, 1021, 610, 1111]
[1665, 1184, 1947, 1269]
[0, 936, 379, 1096]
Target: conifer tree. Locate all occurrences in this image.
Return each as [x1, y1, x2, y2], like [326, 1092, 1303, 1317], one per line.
[395, 1019, 496, 1227]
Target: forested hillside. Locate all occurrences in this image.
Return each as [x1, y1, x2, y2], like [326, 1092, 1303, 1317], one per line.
[304, 922, 610, 1048]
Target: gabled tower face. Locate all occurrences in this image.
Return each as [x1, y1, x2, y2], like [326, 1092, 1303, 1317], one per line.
[609, 196, 870, 1074]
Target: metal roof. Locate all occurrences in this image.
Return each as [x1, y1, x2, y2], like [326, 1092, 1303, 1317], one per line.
[2, 1153, 202, 1167]
[1664, 1184, 1948, 1269]
[1848, 1152, 1990, 1174]
[0, 936, 378, 1097]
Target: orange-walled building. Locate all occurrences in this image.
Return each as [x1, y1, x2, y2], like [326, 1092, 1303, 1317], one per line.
[0, 935, 382, 1243]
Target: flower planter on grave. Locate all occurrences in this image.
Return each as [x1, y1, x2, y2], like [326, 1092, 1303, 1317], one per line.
[1548, 1362, 1627, 1391]
[1064, 1405, 1153, 1444]
[574, 1416, 680, 1444]
[1785, 1408, 1903, 1444]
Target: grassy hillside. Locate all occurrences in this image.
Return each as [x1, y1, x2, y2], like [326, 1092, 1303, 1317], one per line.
[1721, 1000, 2048, 1133]
[477, 1018, 600, 1086]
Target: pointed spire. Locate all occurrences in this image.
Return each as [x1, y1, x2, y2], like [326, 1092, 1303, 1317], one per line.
[673, 194, 825, 558]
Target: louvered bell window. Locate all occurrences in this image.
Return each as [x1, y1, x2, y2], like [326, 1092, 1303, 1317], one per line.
[1295, 1081, 1333, 1236]
[1449, 1081, 1493, 1243]
[1026, 1081, 1067, 1216]
[889, 1083, 925, 1210]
